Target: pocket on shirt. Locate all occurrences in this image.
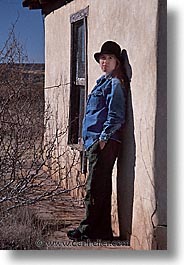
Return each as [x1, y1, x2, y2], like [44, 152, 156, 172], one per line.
[89, 91, 105, 110]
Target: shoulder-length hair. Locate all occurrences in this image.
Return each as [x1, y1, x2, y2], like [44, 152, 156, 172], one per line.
[112, 59, 130, 93]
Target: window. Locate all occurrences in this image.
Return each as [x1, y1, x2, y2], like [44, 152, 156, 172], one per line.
[68, 7, 89, 148]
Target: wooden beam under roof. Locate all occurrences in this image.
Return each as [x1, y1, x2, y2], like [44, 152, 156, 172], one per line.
[22, 0, 41, 9]
[22, 0, 74, 11]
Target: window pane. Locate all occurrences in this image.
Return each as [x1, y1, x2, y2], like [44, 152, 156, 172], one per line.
[78, 86, 85, 138]
[68, 85, 85, 144]
[76, 22, 85, 79]
[68, 85, 80, 144]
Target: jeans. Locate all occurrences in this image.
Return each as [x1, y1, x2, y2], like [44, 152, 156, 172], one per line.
[78, 139, 120, 239]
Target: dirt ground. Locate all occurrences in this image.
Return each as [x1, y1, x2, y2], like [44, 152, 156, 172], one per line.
[30, 193, 131, 250]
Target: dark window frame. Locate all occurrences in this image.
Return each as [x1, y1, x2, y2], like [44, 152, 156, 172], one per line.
[68, 6, 89, 150]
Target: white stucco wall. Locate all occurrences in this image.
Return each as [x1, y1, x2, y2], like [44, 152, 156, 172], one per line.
[44, 0, 166, 250]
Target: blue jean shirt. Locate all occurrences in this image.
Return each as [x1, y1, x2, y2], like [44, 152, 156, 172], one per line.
[82, 74, 126, 150]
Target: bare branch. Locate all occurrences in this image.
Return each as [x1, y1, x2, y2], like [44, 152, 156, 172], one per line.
[0, 22, 84, 220]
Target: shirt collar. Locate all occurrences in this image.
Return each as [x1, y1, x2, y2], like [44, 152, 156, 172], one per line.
[96, 73, 112, 84]
[105, 73, 113, 80]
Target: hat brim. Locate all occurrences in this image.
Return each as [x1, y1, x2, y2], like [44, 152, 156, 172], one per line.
[94, 52, 101, 63]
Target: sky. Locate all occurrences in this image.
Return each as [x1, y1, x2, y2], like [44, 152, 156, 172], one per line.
[0, 0, 44, 63]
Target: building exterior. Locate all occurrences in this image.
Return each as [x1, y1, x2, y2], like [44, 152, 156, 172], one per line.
[23, 0, 167, 250]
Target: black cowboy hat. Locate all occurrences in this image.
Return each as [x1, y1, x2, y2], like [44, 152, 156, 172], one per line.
[94, 41, 132, 82]
[94, 41, 121, 63]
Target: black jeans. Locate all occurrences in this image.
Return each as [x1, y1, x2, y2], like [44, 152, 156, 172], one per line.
[78, 139, 120, 239]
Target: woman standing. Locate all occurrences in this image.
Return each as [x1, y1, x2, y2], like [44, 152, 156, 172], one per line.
[67, 41, 129, 241]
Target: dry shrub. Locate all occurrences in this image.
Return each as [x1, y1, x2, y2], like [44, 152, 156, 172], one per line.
[0, 204, 45, 250]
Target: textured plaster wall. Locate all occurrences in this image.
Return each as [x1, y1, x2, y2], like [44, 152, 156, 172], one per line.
[44, 0, 166, 250]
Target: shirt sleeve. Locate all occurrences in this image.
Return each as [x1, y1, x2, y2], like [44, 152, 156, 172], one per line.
[99, 78, 126, 142]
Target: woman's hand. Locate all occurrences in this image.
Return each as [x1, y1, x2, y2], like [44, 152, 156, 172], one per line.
[99, 140, 106, 150]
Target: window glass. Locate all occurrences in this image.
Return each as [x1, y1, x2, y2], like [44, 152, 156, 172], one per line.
[76, 22, 85, 79]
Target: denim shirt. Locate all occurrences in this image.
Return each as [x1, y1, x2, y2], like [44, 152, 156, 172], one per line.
[82, 74, 127, 150]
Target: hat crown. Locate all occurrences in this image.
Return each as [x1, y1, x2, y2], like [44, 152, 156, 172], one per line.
[100, 41, 121, 56]
[94, 41, 121, 63]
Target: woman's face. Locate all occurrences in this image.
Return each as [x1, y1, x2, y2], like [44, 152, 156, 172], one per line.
[99, 54, 117, 74]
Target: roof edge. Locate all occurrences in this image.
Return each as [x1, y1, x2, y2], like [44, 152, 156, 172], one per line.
[22, 0, 42, 9]
[22, 0, 75, 15]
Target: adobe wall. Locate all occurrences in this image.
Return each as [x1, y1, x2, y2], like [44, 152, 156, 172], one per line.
[44, 0, 166, 249]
